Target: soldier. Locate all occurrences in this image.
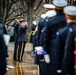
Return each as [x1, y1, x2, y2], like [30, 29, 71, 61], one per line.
[34, 13, 46, 65]
[35, 4, 56, 75]
[43, 0, 67, 75]
[30, 21, 37, 53]
[40, 10, 56, 46]
[56, 6, 76, 75]
[39, 10, 56, 75]
[0, 24, 7, 75]
[35, 4, 55, 64]
[17, 19, 27, 62]
[13, 16, 23, 61]
[37, 4, 55, 75]
[36, 4, 55, 46]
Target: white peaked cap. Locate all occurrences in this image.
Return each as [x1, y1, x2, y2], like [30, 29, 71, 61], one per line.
[53, 0, 67, 7]
[43, 4, 55, 9]
[64, 6, 76, 16]
[41, 14, 46, 18]
[46, 10, 56, 17]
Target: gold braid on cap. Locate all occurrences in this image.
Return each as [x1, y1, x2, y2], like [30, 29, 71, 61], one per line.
[66, 14, 76, 20]
[55, 6, 65, 10]
[45, 8, 55, 11]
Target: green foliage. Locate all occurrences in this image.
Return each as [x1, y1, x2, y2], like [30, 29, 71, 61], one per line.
[27, 32, 31, 43]
[74, 1, 76, 6]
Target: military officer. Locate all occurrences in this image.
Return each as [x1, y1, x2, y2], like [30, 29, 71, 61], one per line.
[0, 24, 7, 75]
[30, 21, 37, 53]
[37, 4, 55, 75]
[36, 4, 55, 46]
[35, 4, 55, 64]
[43, 0, 67, 75]
[17, 19, 27, 62]
[30, 21, 37, 43]
[35, 4, 56, 75]
[35, 3, 55, 63]
[55, 6, 76, 75]
[39, 10, 56, 75]
[13, 15, 23, 61]
[40, 10, 56, 47]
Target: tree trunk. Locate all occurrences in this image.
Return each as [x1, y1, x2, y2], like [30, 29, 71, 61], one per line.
[27, 6, 34, 32]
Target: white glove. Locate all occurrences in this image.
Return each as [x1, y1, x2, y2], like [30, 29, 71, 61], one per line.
[57, 70, 62, 73]
[3, 34, 10, 46]
[44, 54, 50, 64]
[34, 46, 43, 52]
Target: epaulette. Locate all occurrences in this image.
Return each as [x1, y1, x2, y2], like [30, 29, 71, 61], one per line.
[56, 28, 63, 36]
[56, 27, 68, 36]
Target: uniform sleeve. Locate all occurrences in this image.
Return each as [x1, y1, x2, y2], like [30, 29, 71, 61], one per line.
[0, 34, 7, 62]
[36, 21, 42, 46]
[31, 24, 36, 31]
[21, 25, 27, 29]
[55, 32, 65, 70]
[43, 24, 51, 54]
[3, 26, 7, 34]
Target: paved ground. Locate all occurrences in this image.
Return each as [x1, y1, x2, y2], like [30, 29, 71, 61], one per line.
[6, 42, 39, 75]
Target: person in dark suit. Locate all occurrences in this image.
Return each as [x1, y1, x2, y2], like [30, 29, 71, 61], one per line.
[43, 0, 67, 75]
[55, 6, 76, 75]
[17, 19, 27, 62]
[13, 16, 23, 61]
[0, 23, 7, 75]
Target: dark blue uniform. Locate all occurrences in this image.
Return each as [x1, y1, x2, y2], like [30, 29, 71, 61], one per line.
[30, 24, 36, 43]
[17, 25, 27, 62]
[43, 12, 67, 75]
[0, 24, 7, 75]
[30, 24, 37, 52]
[56, 22, 76, 75]
[13, 21, 20, 60]
[36, 18, 48, 46]
[35, 18, 48, 75]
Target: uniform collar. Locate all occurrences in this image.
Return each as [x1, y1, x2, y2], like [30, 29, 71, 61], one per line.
[57, 12, 64, 15]
[67, 22, 76, 27]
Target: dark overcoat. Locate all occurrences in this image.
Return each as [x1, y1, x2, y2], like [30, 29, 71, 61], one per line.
[43, 12, 67, 75]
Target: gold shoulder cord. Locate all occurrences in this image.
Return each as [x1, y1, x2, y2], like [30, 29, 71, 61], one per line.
[32, 27, 38, 35]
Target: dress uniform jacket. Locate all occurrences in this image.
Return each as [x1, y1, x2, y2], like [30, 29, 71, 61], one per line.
[18, 25, 27, 43]
[0, 34, 7, 75]
[13, 22, 20, 39]
[17, 25, 27, 62]
[0, 23, 7, 34]
[31, 24, 36, 31]
[35, 18, 48, 75]
[30, 24, 36, 44]
[0, 24, 7, 75]
[56, 22, 76, 75]
[43, 12, 67, 75]
[13, 21, 20, 60]
[36, 17, 48, 46]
